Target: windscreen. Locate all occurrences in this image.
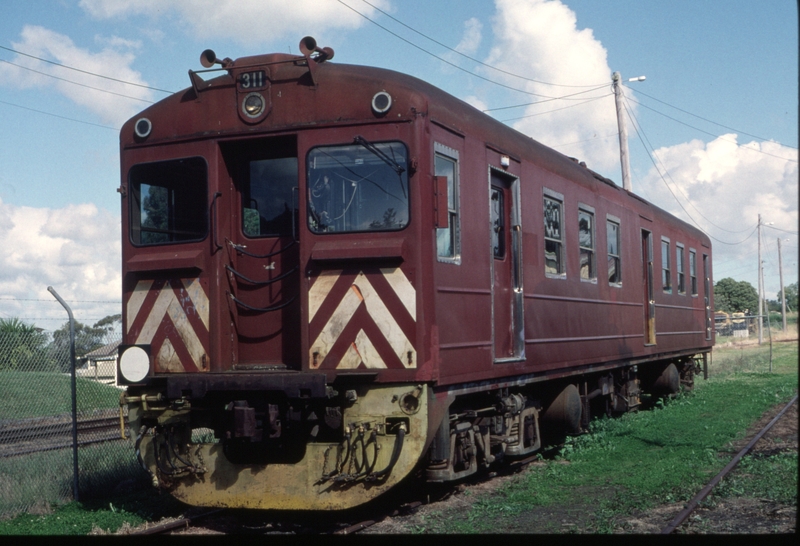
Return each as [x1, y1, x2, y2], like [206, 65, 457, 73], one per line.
[307, 141, 409, 233]
[129, 157, 208, 246]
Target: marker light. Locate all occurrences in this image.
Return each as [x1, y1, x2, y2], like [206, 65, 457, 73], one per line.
[371, 91, 392, 115]
[134, 118, 152, 139]
[119, 346, 150, 383]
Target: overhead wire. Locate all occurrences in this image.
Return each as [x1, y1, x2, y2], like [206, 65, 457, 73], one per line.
[632, 87, 797, 149]
[0, 57, 156, 104]
[353, 0, 607, 88]
[622, 94, 760, 245]
[0, 97, 117, 130]
[624, 90, 798, 164]
[0, 44, 173, 94]
[337, 0, 604, 101]
[498, 93, 613, 122]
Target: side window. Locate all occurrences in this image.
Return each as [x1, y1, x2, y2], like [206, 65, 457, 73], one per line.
[661, 238, 672, 293]
[435, 143, 460, 263]
[129, 157, 208, 246]
[676, 243, 685, 294]
[607, 217, 621, 286]
[491, 187, 505, 259]
[689, 249, 698, 296]
[578, 205, 596, 282]
[544, 190, 565, 277]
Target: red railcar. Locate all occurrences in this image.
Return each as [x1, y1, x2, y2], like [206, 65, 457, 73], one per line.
[117, 38, 713, 510]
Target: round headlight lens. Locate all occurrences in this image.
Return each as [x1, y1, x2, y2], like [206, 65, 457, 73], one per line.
[371, 91, 392, 115]
[119, 346, 150, 383]
[242, 93, 264, 117]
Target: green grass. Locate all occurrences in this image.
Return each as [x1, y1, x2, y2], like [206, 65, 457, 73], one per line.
[0, 489, 187, 536]
[0, 372, 121, 420]
[1, 341, 796, 534]
[415, 341, 798, 533]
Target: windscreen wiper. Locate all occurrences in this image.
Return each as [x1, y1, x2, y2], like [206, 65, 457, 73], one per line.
[353, 136, 406, 176]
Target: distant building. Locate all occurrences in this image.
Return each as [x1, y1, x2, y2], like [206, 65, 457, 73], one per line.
[77, 340, 120, 385]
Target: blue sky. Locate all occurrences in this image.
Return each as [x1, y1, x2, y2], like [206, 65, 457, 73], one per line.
[0, 0, 796, 325]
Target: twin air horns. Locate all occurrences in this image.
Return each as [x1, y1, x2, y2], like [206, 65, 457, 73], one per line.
[199, 37, 334, 70]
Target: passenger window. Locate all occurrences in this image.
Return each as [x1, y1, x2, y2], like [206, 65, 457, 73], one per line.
[578, 206, 595, 281]
[689, 249, 698, 296]
[544, 192, 565, 277]
[607, 218, 621, 285]
[491, 187, 505, 259]
[243, 157, 297, 237]
[676, 243, 685, 294]
[435, 143, 460, 263]
[661, 238, 672, 292]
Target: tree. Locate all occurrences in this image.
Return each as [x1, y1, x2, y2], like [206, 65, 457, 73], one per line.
[0, 318, 50, 371]
[714, 277, 758, 314]
[51, 314, 121, 372]
[777, 282, 798, 312]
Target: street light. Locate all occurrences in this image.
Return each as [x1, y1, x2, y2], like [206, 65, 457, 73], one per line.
[612, 72, 646, 192]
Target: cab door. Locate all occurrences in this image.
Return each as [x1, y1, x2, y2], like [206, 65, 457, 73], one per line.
[221, 136, 301, 370]
[490, 169, 524, 362]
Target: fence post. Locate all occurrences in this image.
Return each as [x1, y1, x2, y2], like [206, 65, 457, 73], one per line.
[47, 286, 79, 502]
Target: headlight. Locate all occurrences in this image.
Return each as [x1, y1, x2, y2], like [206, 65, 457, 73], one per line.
[119, 346, 150, 383]
[242, 92, 265, 118]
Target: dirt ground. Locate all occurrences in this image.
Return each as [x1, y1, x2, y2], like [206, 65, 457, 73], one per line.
[362, 399, 797, 535]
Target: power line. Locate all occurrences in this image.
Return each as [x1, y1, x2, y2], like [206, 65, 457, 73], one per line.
[0, 57, 156, 104]
[485, 88, 611, 114]
[625, 94, 798, 163]
[352, 0, 607, 89]
[630, 86, 798, 149]
[0, 98, 117, 130]
[497, 93, 612, 122]
[0, 44, 173, 94]
[337, 0, 598, 100]
[0, 297, 120, 303]
[623, 96, 759, 245]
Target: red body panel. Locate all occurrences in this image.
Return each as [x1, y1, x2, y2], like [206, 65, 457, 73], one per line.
[119, 52, 712, 391]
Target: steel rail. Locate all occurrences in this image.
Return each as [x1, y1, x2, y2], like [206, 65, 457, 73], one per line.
[660, 393, 798, 534]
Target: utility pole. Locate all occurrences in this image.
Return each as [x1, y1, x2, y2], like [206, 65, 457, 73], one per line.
[612, 72, 645, 193]
[757, 214, 763, 344]
[778, 237, 787, 332]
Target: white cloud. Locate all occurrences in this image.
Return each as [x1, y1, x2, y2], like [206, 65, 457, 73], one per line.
[0, 25, 154, 126]
[638, 135, 798, 296]
[0, 198, 121, 327]
[456, 18, 483, 56]
[79, 0, 391, 47]
[485, 0, 619, 173]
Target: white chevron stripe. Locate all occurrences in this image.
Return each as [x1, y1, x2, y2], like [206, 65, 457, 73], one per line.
[338, 329, 387, 369]
[309, 285, 362, 369]
[127, 279, 153, 333]
[166, 295, 206, 370]
[137, 283, 175, 345]
[354, 272, 415, 368]
[308, 269, 341, 322]
[182, 278, 209, 330]
[381, 267, 416, 320]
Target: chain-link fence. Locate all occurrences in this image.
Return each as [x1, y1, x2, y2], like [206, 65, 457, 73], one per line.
[0, 318, 141, 518]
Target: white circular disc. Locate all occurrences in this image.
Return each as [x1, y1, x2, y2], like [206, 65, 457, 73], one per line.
[119, 346, 150, 383]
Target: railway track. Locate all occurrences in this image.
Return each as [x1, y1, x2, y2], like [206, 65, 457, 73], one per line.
[0, 411, 126, 458]
[660, 393, 798, 534]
